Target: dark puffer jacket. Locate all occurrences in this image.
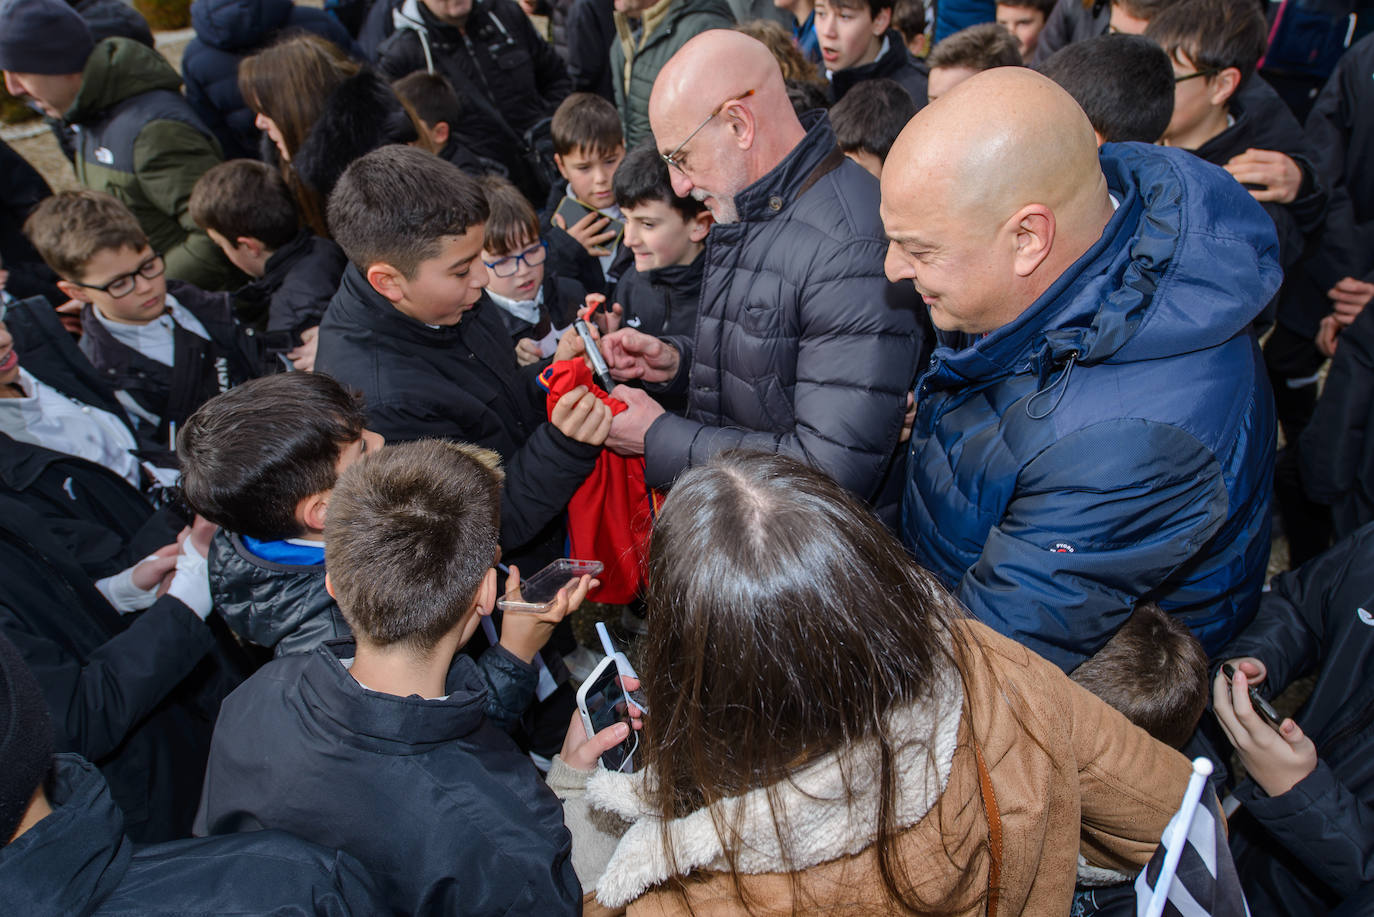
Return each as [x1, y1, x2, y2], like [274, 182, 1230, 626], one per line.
[2, 754, 385, 915]
[233, 228, 349, 339]
[645, 113, 925, 526]
[1220, 524, 1374, 914]
[184, 0, 361, 160]
[1030, 0, 1109, 66]
[903, 143, 1280, 672]
[829, 30, 930, 107]
[612, 254, 703, 339]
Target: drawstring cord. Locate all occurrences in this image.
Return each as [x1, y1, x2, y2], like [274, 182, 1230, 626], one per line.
[1025, 351, 1079, 420]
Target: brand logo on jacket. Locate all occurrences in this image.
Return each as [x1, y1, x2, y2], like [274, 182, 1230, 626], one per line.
[94, 147, 114, 165]
[1358, 607, 1374, 627]
[1049, 542, 1076, 553]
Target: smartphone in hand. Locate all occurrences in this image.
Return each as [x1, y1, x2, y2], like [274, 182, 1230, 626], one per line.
[1222, 662, 1282, 730]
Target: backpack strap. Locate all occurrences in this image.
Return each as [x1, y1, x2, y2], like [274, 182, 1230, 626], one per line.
[973, 738, 1002, 917]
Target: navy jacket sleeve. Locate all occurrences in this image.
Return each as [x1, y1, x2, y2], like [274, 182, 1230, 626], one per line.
[0, 597, 215, 761]
[476, 645, 539, 732]
[1235, 760, 1374, 901]
[957, 421, 1229, 671]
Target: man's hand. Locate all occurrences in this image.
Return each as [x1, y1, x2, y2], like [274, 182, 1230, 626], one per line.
[1223, 149, 1303, 204]
[606, 385, 664, 456]
[600, 328, 680, 383]
[288, 326, 319, 372]
[553, 210, 617, 257]
[1213, 662, 1317, 797]
[550, 386, 613, 445]
[498, 565, 597, 663]
[515, 337, 543, 366]
[1328, 277, 1374, 323]
[1317, 314, 1343, 358]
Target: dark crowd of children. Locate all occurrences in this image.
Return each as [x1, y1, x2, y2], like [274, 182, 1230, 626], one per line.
[0, 0, 1372, 913]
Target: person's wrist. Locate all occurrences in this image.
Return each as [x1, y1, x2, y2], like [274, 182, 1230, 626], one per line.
[166, 538, 212, 620]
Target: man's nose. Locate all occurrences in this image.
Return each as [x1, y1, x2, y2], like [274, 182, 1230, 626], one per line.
[884, 242, 914, 284]
[669, 170, 693, 198]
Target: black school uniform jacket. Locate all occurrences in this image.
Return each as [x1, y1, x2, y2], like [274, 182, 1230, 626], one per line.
[828, 30, 930, 107]
[612, 255, 703, 339]
[195, 640, 581, 917]
[0, 497, 238, 843]
[234, 228, 348, 340]
[490, 271, 585, 346]
[77, 280, 265, 445]
[314, 266, 599, 561]
[1220, 523, 1374, 914]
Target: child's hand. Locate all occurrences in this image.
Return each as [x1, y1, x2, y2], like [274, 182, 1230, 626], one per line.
[550, 385, 612, 445]
[514, 338, 543, 366]
[130, 542, 181, 593]
[595, 302, 624, 334]
[553, 323, 592, 363]
[1213, 664, 1316, 797]
[554, 210, 616, 257]
[288, 326, 319, 372]
[497, 566, 598, 663]
[559, 673, 645, 772]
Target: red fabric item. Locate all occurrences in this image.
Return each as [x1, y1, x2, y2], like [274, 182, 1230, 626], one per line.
[539, 360, 658, 603]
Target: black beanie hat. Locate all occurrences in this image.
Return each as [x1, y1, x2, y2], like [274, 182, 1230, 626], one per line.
[0, 631, 54, 846]
[0, 0, 95, 77]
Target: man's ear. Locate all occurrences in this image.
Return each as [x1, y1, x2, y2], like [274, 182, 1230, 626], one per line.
[1009, 204, 1055, 278]
[296, 490, 330, 534]
[1210, 67, 1242, 107]
[872, 7, 892, 34]
[56, 279, 91, 303]
[688, 211, 712, 242]
[366, 263, 407, 304]
[723, 100, 756, 151]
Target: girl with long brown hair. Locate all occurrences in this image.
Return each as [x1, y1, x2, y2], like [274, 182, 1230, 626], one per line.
[554, 450, 1198, 916]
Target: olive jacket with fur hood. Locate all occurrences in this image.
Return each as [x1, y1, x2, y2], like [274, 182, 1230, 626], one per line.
[552, 621, 1198, 915]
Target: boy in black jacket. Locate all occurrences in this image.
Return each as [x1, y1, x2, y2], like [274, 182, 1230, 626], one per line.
[610, 144, 710, 341]
[189, 159, 348, 370]
[1214, 523, 1374, 914]
[314, 145, 610, 572]
[817, 0, 931, 105]
[196, 440, 588, 916]
[24, 190, 265, 448]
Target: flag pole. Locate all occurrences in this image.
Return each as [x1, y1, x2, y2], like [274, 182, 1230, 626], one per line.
[1145, 756, 1215, 917]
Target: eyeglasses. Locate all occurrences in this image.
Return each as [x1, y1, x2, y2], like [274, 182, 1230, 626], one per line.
[483, 240, 548, 278]
[1174, 68, 1221, 83]
[661, 89, 756, 174]
[71, 252, 165, 298]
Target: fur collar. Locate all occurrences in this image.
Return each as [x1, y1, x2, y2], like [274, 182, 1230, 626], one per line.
[586, 669, 964, 908]
[293, 68, 417, 201]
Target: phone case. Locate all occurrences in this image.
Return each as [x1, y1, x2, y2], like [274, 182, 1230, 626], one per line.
[496, 558, 604, 613]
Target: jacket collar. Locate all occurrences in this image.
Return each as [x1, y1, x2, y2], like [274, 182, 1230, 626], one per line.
[586, 669, 964, 908]
[830, 30, 924, 96]
[0, 755, 130, 915]
[730, 110, 842, 224]
[297, 639, 489, 753]
[646, 255, 705, 292]
[0, 432, 70, 491]
[331, 264, 469, 346]
[66, 38, 183, 124]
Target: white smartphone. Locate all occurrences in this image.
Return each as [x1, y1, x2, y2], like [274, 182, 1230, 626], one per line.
[576, 655, 638, 772]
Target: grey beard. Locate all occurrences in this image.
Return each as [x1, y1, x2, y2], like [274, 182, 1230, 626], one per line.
[693, 189, 739, 225]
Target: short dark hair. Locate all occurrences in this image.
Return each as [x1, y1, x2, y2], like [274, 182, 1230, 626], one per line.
[391, 71, 464, 129]
[997, 0, 1055, 17]
[613, 143, 707, 219]
[189, 159, 300, 250]
[178, 373, 367, 540]
[1112, 0, 1186, 23]
[1040, 35, 1174, 142]
[1070, 603, 1209, 748]
[24, 190, 147, 281]
[479, 175, 541, 256]
[828, 0, 896, 18]
[551, 92, 624, 158]
[327, 145, 490, 278]
[928, 22, 1024, 70]
[1144, 0, 1268, 90]
[324, 440, 503, 651]
[892, 0, 927, 43]
[830, 78, 917, 161]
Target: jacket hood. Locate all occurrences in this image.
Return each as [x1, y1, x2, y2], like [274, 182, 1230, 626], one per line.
[191, 0, 294, 51]
[588, 669, 963, 908]
[0, 755, 130, 915]
[299, 641, 490, 752]
[926, 143, 1281, 393]
[293, 67, 418, 202]
[66, 37, 182, 123]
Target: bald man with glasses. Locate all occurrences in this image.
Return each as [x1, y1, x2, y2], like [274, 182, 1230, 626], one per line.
[590, 29, 926, 527]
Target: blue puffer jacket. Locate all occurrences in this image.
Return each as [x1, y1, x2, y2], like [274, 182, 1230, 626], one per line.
[184, 0, 360, 159]
[903, 143, 1280, 671]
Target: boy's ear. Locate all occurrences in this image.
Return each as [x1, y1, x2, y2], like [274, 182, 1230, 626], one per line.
[324, 573, 335, 600]
[872, 6, 892, 35]
[234, 236, 267, 258]
[688, 211, 713, 243]
[431, 120, 451, 146]
[56, 279, 91, 304]
[1210, 67, 1243, 107]
[366, 263, 407, 304]
[295, 490, 330, 535]
[475, 567, 498, 616]
[553, 152, 570, 181]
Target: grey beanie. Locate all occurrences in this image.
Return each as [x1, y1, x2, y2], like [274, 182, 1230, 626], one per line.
[0, 631, 54, 846]
[0, 0, 95, 76]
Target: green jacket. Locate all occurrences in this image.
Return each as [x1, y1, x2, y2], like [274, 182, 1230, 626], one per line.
[611, 0, 734, 149]
[65, 38, 231, 290]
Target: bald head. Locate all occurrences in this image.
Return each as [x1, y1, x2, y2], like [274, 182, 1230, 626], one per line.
[649, 30, 806, 210]
[880, 69, 1114, 333]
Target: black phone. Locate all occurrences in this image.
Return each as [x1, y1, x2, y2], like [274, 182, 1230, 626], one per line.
[555, 195, 624, 245]
[1222, 662, 1282, 729]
